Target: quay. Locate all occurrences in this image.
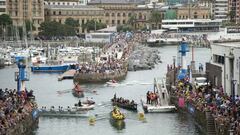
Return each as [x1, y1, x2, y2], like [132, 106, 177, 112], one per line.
[58, 69, 77, 81]
[73, 33, 134, 83]
[166, 40, 240, 135]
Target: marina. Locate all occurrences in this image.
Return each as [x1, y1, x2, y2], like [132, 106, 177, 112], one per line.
[0, 45, 209, 135]
[1, 0, 240, 134]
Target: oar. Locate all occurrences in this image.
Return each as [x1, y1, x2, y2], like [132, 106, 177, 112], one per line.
[57, 89, 72, 94]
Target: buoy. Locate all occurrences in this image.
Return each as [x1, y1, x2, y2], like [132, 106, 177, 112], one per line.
[89, 116, 96, 125]
[138, 112, 145, 121]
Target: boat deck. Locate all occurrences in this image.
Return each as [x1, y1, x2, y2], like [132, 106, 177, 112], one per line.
[58, 69, 76, 81]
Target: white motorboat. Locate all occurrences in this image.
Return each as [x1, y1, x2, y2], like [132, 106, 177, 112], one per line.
[141, 99, 176, 113]
[106, 80, 118, 87]
[72, 104, 95, 111]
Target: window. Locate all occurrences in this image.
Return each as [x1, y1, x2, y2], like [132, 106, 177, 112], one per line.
[123, 20, 126, 24]
[112, 20, 115, 24]
[123, 13, 126, 17]
[106, 13, 109, 16]
[117, 13, 121, 17]
[53, 11, 56, 15]
[112, 13, 115, 17]
[117, 20, 120, 24]
[59, 11, 61, 15]
[213, 54, 225, 64]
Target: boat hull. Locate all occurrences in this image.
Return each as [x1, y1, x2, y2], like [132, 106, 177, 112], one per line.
[39, 110, 89, 118]
[31, 65, 69, 72]
[112, 101, 137, 111]
[141, 99, 176, 113]
[72, 104, 94, 111]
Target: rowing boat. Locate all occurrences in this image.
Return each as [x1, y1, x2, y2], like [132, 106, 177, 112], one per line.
[111, 101, 137, 111]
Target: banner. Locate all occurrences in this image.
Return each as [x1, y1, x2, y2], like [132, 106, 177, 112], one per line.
[178, 97, 185, 108]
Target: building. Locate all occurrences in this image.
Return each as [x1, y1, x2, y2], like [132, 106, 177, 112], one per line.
[177, 6, 211, 19]
[88, 0, 151, 30]
[85, 32, 114, 43]
[206, 43, 240, 96]
[212, 0, 228, 20]
[44, 0, 87, 6]
[161, 19, 221, 32]
[44, 5, 104, 33]
[0, 0, 6, 15]
[6, 0, 44, 34]
[228, 0, 240, 23]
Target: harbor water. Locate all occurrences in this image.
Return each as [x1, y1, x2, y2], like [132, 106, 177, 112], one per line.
[0, 46, 210, 135]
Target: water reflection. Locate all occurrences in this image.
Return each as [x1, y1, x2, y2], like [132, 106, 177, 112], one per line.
[109, 119, 126, 130]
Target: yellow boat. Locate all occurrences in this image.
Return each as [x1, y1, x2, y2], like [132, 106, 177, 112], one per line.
[110, 107, 125, 120]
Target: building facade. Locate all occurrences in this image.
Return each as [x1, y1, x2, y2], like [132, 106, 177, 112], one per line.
[88, 0, 151, 30]
[6, 0, 44, 33]
[207, 43, 240, 96]
[177, 6, 211, 19]
[228, 0, 240, 23]
[44, 5, 104, 33]
[0, 0, 6, 15]
[44, 0, 87, 6]
[212, 0, 228, 20]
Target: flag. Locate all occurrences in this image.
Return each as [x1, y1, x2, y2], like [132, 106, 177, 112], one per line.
[178, 97, 185, 108]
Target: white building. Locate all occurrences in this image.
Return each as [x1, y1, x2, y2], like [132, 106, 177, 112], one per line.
[0, 0, 6, 15]
[212, 0, 228, 20]
[44, 0, 88, 6]
[207, 43, 240, 95]
[85, 32, 114, 43]
[161, 19, 221, 32]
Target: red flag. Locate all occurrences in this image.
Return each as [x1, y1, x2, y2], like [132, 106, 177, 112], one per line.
[178, 97, 185, 108]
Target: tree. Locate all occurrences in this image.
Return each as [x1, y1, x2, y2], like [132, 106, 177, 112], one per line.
[117, 25, 133, 32]
[0, 14, 12, 26]
[128, 14, 137, 27]
[82, 20, 106, 32]
[229, 10, 236, 23]
[25, 20, 36, 32]
[39, 21, 75, 37]
[150, 11, 162, 29]
[65, 18, 79, 28]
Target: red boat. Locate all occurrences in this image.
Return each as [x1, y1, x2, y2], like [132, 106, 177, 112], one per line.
[72, 84, 84, 98]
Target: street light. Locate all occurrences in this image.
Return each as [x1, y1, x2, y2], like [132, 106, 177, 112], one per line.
[173, 56, 176, 85]
[232, 79, 237, 104]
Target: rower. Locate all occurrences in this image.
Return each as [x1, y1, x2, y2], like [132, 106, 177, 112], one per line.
[78, 100, 82, 106]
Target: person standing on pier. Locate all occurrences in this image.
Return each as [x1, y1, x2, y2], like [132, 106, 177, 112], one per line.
[162, 91, 165, 99]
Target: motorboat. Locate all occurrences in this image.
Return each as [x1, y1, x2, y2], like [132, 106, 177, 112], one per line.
[106, 80, 118, 87]
[72, 84, 84, 98]
[72, 104, 95, 111]
[141, 99, 176, 113]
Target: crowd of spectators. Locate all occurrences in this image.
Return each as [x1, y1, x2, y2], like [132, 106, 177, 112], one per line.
[173, 78, 240, 134]
[0, 88, 36, 134]
[77, 33, 133, 76]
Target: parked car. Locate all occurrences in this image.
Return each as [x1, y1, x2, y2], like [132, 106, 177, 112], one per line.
[194, 77, 210, 88]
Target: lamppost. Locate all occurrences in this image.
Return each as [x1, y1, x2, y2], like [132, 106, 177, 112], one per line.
[206, 70, 209, 86]
[232, 79, 237, 104]
[173, 56, 176, 85]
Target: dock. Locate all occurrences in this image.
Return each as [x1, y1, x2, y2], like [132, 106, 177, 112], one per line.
[58, 69, 77, 81]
